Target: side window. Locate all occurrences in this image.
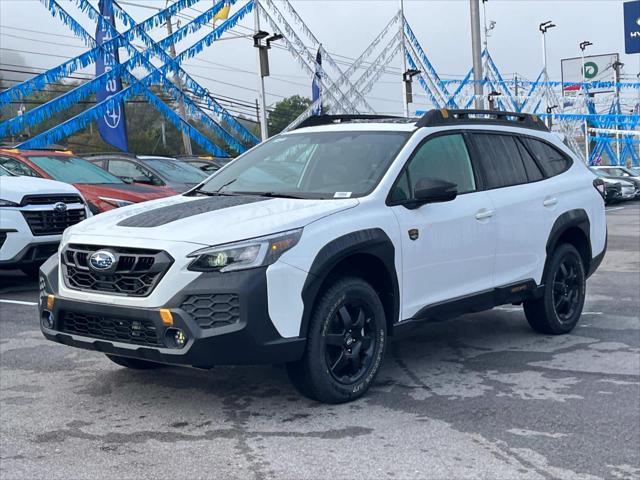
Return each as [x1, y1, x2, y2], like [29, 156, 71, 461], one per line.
[515, 139, 544, 182]
[0, 157, 39, 177]
[523, 138, 572, 177]
[398, 134, 476, 199]
[108, 160, 162, 186]
[472, 134, 528, 189]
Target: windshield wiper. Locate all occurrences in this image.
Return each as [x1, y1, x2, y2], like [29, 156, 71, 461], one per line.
[250, 192, 309, 199]
[189, 179, 238, 197]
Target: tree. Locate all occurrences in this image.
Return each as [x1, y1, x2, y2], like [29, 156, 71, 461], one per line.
[267, 95, 312, 136]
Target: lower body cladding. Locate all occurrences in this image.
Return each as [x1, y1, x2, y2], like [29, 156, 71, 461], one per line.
[39, 259, 306, 368]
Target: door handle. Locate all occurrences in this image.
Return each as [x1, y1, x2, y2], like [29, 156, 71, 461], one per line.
[543, 197, 558, 207]
[475, 208, 495, 220]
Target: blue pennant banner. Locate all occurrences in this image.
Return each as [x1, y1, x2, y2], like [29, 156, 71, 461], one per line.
[95, 0, 128, 152]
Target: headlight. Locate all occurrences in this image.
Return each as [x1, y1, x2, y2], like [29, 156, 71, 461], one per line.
[188, 229, 303, 273]
[98, 197, 134, 208]
[0, 199, 19, 207]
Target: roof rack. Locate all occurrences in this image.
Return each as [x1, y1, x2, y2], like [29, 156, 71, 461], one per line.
[293, 114, 404, 130]
[416, 109, 549, 131]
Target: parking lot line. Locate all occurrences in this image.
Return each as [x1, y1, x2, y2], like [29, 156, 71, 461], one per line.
[0, 299, 37, 306]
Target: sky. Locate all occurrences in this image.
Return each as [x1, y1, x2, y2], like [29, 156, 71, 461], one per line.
[0, 0, 637, 118]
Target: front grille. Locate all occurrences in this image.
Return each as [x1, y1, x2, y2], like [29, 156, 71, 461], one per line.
[181, 294, 240, 329]
[59, 311, 162, 347]
[62, 244, 173, 297]
[22, 209, 86, 236]
[21, 194, 83, 206]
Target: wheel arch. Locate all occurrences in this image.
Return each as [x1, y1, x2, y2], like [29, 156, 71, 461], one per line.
[299, 228, 399, 338]
[545, 209, 592, 275]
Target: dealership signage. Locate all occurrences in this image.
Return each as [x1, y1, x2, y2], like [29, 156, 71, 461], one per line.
[561, 53, 619, 95]
[624, 0, 640, 54]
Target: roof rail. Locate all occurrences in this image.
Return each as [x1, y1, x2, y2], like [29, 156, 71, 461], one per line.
[293, 114, 404, 130]
[416, 109, 549, 131]
[80, 152, 137, 158]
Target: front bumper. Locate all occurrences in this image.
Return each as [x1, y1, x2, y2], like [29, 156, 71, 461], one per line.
[39, 258, 305, 367]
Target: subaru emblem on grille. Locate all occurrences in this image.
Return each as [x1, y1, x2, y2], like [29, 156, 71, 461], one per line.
[53, 202, 67, 213]
[89, 250, 116, 272]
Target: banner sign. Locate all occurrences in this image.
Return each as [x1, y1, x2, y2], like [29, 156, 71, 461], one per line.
[95, 0, 128, 151]
[561, 53, 619, 95]
[624, 1, 640, 54]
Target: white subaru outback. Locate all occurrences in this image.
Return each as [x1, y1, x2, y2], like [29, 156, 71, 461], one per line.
[39, 110, 607, 403]
[0, 167, 90, 278]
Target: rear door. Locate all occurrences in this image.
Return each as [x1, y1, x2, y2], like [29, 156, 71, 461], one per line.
[390, 132, 497, 319]
[468, 132, 553, 286]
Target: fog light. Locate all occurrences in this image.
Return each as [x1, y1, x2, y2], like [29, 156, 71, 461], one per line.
[165, 328, 187, 349]
[41, 311, 54, 329]
[174, 329, 186, 347]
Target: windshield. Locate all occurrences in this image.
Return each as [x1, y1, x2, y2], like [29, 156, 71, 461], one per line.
[196, 131, 410, 198]
[28, 155, 123, 184]
[0, 167, 10, 176]
[143, 158, 207, 183]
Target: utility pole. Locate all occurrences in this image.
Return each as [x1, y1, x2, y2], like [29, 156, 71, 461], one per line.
[540, 21, 556, 128]
[580, 40, 593, 163]
[469, 0, 484, 109]
[399, 0, 409, 117]
[166, 13, 192, 155]
[254, 1, 269, 141]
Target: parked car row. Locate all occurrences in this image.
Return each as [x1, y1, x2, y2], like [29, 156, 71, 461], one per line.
[589, 166, 640, 204]
[0, 148, 235, 274]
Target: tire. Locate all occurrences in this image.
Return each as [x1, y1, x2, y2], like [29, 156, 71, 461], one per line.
[20, 265, 40, 279]
[286, 276, 387, 404]
[524, 243, 586, 335]
[105, 354, 165, 370]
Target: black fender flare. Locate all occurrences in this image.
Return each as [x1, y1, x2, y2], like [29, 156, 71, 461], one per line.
[299, 228, 399, 337]
[545, 208, 592, 271]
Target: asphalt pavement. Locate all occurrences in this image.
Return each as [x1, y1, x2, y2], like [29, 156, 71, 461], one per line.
[1, 201, 638, 480]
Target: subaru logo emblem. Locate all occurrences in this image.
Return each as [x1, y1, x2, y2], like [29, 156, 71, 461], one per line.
[89, 250, 116, 272]
[53, 202, 67, 213]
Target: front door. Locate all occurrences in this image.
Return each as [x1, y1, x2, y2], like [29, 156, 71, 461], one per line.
[389, 133, 496, 320]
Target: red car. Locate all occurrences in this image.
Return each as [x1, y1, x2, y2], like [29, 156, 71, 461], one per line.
[0, 149, 176, 213]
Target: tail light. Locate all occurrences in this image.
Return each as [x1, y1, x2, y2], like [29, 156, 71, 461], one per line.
[593, 178, 606, 200]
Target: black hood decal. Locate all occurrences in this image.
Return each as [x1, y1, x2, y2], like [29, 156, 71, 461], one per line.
[117, 195, 270, 228]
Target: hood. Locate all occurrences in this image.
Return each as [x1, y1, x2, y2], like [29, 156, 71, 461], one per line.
[68, 194, 359, 246]
[73, 183, 173, 202]
[0, 176, 80, 203]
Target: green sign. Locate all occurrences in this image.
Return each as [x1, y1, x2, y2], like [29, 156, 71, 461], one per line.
[583, 62, 599, 79]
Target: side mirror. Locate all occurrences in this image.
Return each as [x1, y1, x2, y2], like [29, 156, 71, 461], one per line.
[131, 176, 154, 185]
[120, 176, 134, 184]
[406, 178, 458, 209]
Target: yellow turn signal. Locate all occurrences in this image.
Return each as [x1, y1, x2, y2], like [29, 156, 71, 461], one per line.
[46, 295, 55, 310]
[159, 309, 174, 326]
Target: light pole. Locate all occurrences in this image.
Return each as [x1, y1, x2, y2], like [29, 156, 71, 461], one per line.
[253, 18, 282, 141]
[469, 0, 484, 109]
[539, 21, 556, 117]
[579, 41, 593, 163]
[487, 91, 501, 111]
[399, 0, 409, 117]
[403, 69, 421, 113]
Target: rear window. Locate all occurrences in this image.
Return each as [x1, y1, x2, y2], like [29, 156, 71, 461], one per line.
[471, 134, 529, 189]
[143, 159, 207, 183]
[27, 155, 123, 184]
[523, 138, 573, 177]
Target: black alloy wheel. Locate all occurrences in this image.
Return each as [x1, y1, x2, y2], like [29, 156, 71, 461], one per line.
[551, 256, 582, 323]
[324, 302, 377, 385]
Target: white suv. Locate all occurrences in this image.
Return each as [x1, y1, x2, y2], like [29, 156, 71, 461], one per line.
[0, 167, 90, 278]
[39, 110, 607, 403]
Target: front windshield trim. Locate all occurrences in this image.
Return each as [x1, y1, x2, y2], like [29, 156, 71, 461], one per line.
[197, 130, 413, 200]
